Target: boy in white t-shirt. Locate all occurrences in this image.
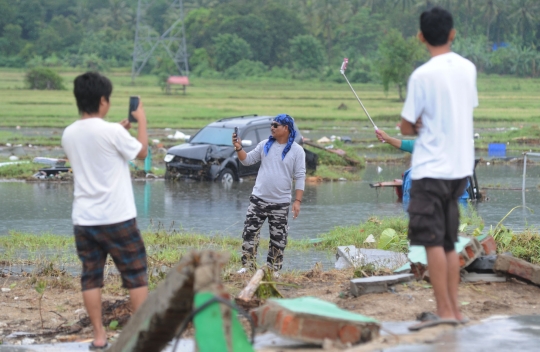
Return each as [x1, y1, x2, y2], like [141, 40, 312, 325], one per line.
[61, 72, 149, 350]
[400, 7, 478, 331]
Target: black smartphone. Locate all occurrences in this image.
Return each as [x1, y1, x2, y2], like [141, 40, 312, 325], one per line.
[128, 96, 139, 123]
[234, 127, 239, 141]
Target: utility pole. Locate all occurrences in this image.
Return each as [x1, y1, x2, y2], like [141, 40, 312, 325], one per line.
[131, 0, 189, 82]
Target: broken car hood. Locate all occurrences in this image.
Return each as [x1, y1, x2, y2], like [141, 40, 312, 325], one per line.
[167, 143, 232, 162]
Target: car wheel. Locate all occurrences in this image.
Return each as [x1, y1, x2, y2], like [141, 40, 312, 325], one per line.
[218, 168, 235, 184]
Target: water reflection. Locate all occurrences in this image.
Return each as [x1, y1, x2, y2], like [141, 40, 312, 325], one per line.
[1, 164, 540, 237]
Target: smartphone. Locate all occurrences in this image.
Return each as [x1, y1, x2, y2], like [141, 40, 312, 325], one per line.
[128, 96, 139, 123]
[234, 127, 239, 141]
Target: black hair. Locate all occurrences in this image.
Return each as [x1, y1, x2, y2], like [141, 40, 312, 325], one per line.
[420, 6, 453, 46]
[73, 72, 113, 115]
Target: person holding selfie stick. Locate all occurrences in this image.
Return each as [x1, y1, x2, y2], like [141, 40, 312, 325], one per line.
[233, 114, 305, 275]
[61, 72, 148, 350]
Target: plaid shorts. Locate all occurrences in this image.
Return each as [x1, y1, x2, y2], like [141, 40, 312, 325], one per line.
[74, 218, 148, 291]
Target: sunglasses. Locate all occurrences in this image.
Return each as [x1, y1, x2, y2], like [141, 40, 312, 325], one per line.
[270, 122, 283, 128]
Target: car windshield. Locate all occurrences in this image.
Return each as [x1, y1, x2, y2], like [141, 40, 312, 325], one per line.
[190, 126, 234, 146]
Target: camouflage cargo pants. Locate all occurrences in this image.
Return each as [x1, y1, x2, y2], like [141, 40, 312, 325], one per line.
[241, 195, 289, 271]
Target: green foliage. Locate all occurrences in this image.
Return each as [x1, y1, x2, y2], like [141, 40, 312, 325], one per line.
[376, 29, 426, 101]
[317, 216, 409, 252]
[219, 14, 272, 66]
[289, 35, 326, 71]
[212, 33, 252, 71]
[109, 320, 119, 330]
[223, 60, 268, 79]
[25, 67, 65, 90]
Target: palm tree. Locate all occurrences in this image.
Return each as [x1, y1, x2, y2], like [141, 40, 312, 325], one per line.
[509, 0, 539, 44]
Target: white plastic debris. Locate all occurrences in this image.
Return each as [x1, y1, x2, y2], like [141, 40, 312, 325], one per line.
[474, 133, 480, 139]
[487, 162, 491, 166]
[6, 143, 11, 147]
[173, 131, 186, 140]
[9, 156, 19, 161]
[377, 166, 383, 173]
[363, 234, 376, 244]
[317, 136, 331, 144]
[1, 288, 11, 292]
[367, 144, 374, 148]
[152, 139, 160, 144]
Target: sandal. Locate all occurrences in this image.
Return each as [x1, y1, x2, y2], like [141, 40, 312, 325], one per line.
[408, 312, 459, 331]
[89, 341, 109, 351]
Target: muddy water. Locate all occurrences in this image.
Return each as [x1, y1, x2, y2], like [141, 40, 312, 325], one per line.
[1, 163, 539, 238]
[1, 161, 539, 271]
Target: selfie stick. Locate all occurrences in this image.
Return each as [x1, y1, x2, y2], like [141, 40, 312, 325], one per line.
[340, 58, 378, 131]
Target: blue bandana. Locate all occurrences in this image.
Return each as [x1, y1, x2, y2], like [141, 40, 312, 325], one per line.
[264, 114, 297, 160]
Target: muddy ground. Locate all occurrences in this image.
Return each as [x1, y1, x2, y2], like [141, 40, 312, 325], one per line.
[1, 268, 540, 348]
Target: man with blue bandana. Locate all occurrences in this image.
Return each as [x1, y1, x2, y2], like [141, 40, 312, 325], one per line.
[232, 114, 306, 274]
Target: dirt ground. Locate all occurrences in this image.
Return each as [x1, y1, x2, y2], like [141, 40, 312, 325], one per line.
[1, 269, 540, 348]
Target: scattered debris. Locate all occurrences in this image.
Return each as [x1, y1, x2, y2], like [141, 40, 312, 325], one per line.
[250, 297, 380, 346]
[350, 273, 414, 296]
[494, 254, 540, 286]
[335, 246, 407, 271]
[337, 103, 348, 110]
[167, 130, 189, 140]
[317, 136, 331, 144]
[467, 255, 497, 273]
[461, 272, 506, 283]
[109, 251, 236, 352]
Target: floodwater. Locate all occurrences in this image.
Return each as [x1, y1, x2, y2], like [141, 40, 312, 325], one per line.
[1, 159, 539, 271]
[1, 162, 539, 237]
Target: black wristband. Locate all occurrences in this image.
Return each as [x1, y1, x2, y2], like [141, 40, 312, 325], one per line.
[294, 199, 302, 203]
[235, 147, 243, 152]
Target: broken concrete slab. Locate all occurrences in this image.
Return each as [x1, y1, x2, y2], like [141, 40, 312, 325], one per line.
[109, 251, 228, 352]
[350, 274, 414, 297]
[467, 255, 497, 273]
[494, 254, 540, 285]
[477, 234, 497, 255]
[336, 246, 408, 270]
[462, 272, 506, 283]
[251, 297, 379, 346]
[408, 236, 485, 280]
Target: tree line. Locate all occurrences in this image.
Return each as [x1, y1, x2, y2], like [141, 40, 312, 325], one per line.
[1, 0, 540, 94]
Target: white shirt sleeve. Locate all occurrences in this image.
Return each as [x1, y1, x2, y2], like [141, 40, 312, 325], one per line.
[401, 75, 424, 124]
[113, 125, 143, 161]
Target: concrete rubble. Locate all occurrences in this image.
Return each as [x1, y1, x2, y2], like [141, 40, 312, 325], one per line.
[494, 254, 540, 285]
[109, 250, 229, 352]
[250, 297, 380, 346]
[335, 246, 408, 271]
[350, 274, 414, 297]
[461, 272, 507, 283]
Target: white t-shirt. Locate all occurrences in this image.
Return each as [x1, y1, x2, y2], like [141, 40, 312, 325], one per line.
[402, 52, 478, 180]
[61, 118, 142, 226]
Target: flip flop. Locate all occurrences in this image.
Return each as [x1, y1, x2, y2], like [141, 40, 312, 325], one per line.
[408, 313, 459, 331]
[89, 341, 109, 351]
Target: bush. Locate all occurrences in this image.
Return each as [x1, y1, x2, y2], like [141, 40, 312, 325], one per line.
[25, 67, 65, 90]
[223, 60, 268, 79]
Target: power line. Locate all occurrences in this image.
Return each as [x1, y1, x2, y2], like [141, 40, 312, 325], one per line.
[131, 0, 189, 82]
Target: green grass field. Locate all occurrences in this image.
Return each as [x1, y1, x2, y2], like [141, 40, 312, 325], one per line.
[1, 68, 540, 131]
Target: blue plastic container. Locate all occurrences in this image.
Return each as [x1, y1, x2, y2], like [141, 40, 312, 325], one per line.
[488, 143, 506, 157]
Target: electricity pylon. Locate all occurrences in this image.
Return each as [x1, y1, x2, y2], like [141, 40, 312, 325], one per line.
[131, 0, 189, 82]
